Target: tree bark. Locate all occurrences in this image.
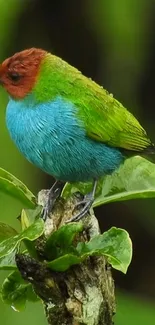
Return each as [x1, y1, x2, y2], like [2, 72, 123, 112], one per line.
[16, 191, 115, 325]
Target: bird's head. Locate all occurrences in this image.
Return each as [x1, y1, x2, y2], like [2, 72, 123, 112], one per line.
[0, 48, 46, 99]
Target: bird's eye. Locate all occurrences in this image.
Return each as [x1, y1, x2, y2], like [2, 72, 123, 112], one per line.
[8, 72, 21, 82]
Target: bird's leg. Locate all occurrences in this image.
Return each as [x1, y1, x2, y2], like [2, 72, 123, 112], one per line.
[42, 180, 65, 220]
[67, 180, 97, 222]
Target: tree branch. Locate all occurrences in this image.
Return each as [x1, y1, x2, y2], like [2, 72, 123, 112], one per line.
[16, 191, 115, 325]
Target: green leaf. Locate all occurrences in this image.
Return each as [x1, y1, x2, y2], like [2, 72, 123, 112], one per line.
[0, 222, 18, 242]
[63, 156, 155, 207]
[19, 206, 42, 230]
[77, 227, 132, 273]
[0, 218, 44, 259]
[45, 222, 83, 260]
[47, 227, 132, 274]
[0, 249, 17, 270]
[47, 254, 81, 271]
[18, 207, 43, 258]
[1, 270, 39, 311]
[94, 156, 155, 206]
[0, 167, 36, 208]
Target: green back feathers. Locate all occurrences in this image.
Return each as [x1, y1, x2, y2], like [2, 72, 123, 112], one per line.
[34, 53, 154, 153]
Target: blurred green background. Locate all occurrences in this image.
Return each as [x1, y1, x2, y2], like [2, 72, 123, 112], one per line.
[0, 0, 155, 324]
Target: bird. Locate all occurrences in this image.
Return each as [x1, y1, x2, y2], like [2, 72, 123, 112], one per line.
[0, 48, 154, 222]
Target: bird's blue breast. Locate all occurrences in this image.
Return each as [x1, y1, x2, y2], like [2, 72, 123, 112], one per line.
[6, 95, 124, 182]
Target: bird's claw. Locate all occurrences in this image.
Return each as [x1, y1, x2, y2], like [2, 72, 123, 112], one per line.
[66, 194, 94, 223]
[41, 181, 65, 221]
[42, 204, 51, 221]
[66, 180, 97, 223]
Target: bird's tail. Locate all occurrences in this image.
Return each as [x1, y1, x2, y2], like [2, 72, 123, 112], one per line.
[123, 142, 155, 159]
[141, 143, 155, 155]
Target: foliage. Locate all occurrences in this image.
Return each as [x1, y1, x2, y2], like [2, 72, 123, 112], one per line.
[0, 155, 155, 310]
[1, 270, 39, 312]
[63, 156, 155, 205]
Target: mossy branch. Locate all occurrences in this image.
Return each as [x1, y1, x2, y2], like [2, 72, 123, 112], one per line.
[16, 191, 115, 325]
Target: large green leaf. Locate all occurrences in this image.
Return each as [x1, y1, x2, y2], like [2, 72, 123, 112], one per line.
[0, 218, 44, 259]
[63, 156, 155, 207]
[47, 227, 132, 274]
[0, 168, 36, 208]
[77, 227, 132, 273]
[1, 270, 39, 311]
[94, 156, 155, 206]
[45, 222, 83, 260]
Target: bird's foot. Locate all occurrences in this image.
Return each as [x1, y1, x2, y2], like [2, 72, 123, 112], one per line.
[66, 180, 97, 223]
[68, 194, 94, 222]
[41, 180, 65, 221]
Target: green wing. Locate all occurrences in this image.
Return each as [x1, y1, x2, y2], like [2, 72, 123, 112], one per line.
[36, 54, 154, 152]
[71, 76, 153, 152]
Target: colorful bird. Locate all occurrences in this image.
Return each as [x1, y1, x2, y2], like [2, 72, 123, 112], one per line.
[0, 48, 154, 221]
